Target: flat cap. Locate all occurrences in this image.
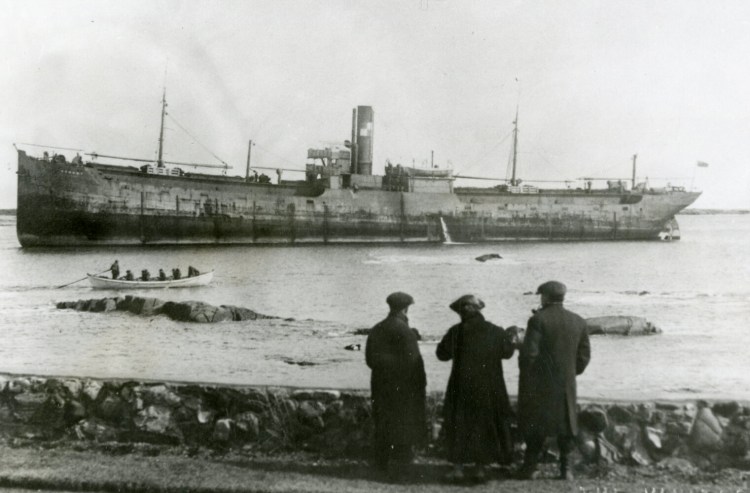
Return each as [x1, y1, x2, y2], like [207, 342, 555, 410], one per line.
[449, 294, 485, 313]
[386, 292, 414, 310]
[536, 280, 567, 301]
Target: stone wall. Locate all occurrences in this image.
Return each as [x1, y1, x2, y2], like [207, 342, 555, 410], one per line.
[1, 373, 748, 472]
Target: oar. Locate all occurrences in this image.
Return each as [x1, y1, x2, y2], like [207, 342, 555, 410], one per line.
[56, 268, 111, 289]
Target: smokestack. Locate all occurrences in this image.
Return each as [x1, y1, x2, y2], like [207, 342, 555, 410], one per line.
[356, 106, 373, 176]
[350, 108, 358, 175]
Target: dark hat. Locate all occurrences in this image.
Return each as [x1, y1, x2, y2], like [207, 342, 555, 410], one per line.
[536, 281, 567, 301]
[386, 292, 414, 310]
[449, 294, 485, 313]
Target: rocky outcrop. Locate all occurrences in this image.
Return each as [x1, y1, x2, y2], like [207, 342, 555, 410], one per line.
[56, 296, 278, 323]
[1, 373, 748, 471]
[585, 316, 661, 336]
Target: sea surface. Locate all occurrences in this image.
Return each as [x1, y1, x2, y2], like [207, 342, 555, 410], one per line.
[0, 214, 748, 401]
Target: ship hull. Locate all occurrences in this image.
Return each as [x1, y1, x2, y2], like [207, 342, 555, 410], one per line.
[16, 151, 701, 247]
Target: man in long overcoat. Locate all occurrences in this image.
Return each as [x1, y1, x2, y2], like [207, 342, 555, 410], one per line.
[365, 292, 427, 476]
[518, 281, 591, 480]
[437, 294, 518, 483]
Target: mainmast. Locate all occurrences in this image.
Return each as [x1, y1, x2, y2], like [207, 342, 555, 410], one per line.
[157, 88, 167, 168]
[510, 106, 519, 186]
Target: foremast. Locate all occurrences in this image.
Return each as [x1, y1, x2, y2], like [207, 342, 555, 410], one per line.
[510, 106, 519, 186]
[157, 88, 167, 168]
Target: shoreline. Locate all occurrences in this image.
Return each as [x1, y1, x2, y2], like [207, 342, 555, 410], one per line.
[3, 371, 748, 405]
[2, 372, 749, 482]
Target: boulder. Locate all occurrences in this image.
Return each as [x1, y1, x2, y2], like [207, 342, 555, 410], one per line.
[235, 412, 260, 439]
[97, 395, 131, 424]
[197, 407, 216, 425]
[225, 306, 269, 321]
[61, 379, 83, 398]
[134, 405, 178, 438]
[644, 426, 663, 450]
[74, 299, 90, 311]
[6, 377, 31, 394]
[141, 384, 182, 408]
[175, 301, 233, 323]
[585, 316, 660, 336]
[608, 405, 636, 424]
[690, 406, 723, 451]
[475, 253, 502, 262]
[192, 302, 230, 323]
[63, 399, 87, 425]
[298, 400, 326, 420]
[579, 407, 608, 433]
[126, 297, 165, 316]
[82, 380, 104, 402]
[116, 296, 135, 311]
[160, 301, 192, 321]
[213, 418, 234, 442]
[713, 401, 742, 418]
[75, 418, 118, 442]
[12, 392, 48, 422]
[666, 420, 693, 437]
[91, 298, 117, 312]
[655, 401, 681, 411]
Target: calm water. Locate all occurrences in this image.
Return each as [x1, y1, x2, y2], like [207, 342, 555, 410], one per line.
[0, 214, 748, 400]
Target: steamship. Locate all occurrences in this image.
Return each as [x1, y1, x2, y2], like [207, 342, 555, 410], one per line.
[15, 97, 701, 247]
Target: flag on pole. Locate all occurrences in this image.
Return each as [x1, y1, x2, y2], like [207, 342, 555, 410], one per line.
[697, 161, 709, 168]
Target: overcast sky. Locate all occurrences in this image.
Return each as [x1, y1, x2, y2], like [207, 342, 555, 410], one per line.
[1, 0, 748, 209]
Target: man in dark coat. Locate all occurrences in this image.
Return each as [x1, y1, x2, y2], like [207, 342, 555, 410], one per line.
[517, 281, 591, 480]
[437, 294, 519, 483]
[365, 292, 427, 477]
[110, 260, 120, 279]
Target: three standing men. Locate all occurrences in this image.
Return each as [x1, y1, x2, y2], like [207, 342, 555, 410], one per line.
[365, 292, 427, 477]
[365, 281, 591, 482]
[518, 281, 591, 480]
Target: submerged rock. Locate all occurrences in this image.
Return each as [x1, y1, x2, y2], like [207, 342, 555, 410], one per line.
[475, 253, 502, 262]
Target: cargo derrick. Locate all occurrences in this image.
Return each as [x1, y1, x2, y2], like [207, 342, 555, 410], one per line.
[16, 103, 701, 247]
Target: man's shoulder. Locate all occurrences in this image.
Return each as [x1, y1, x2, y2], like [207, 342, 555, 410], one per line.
[534, 304, 585, 325]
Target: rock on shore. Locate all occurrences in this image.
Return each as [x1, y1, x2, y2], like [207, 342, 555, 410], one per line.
[1, 374, 749, 472]
[56, 296, 277, 323]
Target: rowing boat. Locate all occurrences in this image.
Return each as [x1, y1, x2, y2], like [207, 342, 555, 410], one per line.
[87, 271, 213, 289]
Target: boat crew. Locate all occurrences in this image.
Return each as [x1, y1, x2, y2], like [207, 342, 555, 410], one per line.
[125, 270, 134, 281]
[172, 268, 181, 280]
[141, 269, 151, 281]
[158, 269, 167, 281]
[110, 260, 120, 279]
